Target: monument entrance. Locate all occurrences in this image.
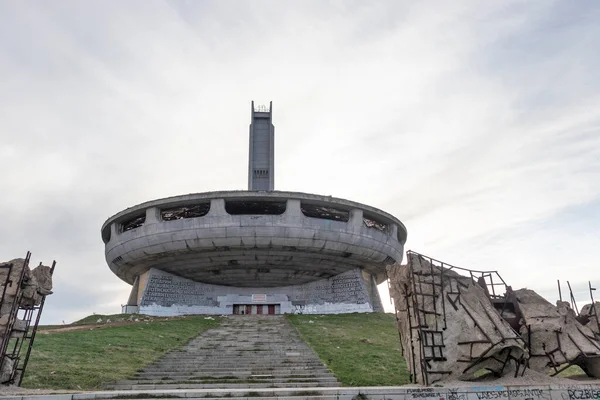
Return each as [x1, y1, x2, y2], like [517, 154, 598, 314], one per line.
[232, 304, 281, 315]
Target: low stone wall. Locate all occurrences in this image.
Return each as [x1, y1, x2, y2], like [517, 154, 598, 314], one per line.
[1, 383, 599, 400]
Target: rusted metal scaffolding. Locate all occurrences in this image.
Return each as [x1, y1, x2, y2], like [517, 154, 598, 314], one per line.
[0, 253, 56, 386]
[395, 250, 527, 385]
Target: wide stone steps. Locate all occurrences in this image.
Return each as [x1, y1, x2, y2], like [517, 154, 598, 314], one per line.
[102, 315, 338, 390]
[115, 377, 337, 386]
[133, 373, 330, 379]
[108, 382, 336, 390]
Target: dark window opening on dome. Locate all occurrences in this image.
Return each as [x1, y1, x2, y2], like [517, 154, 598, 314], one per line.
[363, 213, 388, 233]
[101, 227, 111, 244]
[122, 214, 145, 232]
[300, 203, 349, 222]
[161, 203, 210, 221]
[225, 200, 286, 215]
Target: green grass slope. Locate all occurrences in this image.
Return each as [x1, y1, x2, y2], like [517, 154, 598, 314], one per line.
[23, 315, 220, 390]
[286, 313, 410, 386]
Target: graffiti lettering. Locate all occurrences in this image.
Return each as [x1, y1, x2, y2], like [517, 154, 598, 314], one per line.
[568, 389, 600, 400]
[475, 389, 547, 400]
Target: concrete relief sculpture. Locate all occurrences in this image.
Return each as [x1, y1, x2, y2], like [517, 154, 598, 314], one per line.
[388, 251, 600, 384]
[387, 252, 527, 385]
[1, 254, 55, 386]
[514, 289, 600, 377]
[579, 301, 600, 338]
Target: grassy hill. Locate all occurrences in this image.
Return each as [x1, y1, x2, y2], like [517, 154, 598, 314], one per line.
[17, 312, 590, 390]
[23, 315, 220, 390]
[23, 313, 408, 390]
[286, 313, 410, 386]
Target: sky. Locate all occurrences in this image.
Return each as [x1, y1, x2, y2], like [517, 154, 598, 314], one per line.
[1, 1, 599, 324]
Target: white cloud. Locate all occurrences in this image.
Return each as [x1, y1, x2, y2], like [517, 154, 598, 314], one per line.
[0, 1, 598, 322]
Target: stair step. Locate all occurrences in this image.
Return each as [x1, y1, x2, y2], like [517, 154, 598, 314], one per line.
[105, 382, 336, 390]
[114, 377, 338, 385]
[102, 315, 338, 390]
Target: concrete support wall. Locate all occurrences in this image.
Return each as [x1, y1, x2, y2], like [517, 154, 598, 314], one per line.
[138, 267, 383, 316]
[4, 383, 600, 400]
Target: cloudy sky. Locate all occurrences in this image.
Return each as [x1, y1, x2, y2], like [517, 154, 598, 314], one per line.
[1, 1, 599, 324]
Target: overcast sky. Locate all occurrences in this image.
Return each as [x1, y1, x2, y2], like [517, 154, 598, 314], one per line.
[1, 1, 599, 324]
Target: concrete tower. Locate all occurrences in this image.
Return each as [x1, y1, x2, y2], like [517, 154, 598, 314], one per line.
[248, 101, 274, 191]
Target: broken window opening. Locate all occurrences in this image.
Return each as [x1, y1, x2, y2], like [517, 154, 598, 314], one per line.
[161, 203, 210, 221]
[300, 203, 349, 222]
[363, 214, 389, 233]
[101, 226, 112, 244]
[122, 215, 145, 232]
[225, 200, 286, 215]
[253, 169, 269, 178]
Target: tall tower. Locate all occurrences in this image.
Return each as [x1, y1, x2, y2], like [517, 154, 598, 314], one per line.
[248, 101, 275, 191]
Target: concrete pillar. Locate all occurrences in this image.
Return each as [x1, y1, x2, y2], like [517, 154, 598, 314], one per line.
[127, 276, 140, 306]
[110, 222, 119, 237]
[146, 207, 160, 224]
[208, 198, 227, 216]
[285, 199, 302, 217]
[390, 224, 398, 239]
[349, 209, 363, 229]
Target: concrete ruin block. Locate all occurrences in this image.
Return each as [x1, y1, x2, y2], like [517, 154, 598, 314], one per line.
[31, 264, 53, 295]
[0, 259, 27, 297]
[0, 260, 54, 309]
[387, 253, 527, 385]
[580, 301, 600, 337]
[0, 255, 55, 387]
[513, 289, 600, 377]
[0, 356, 14, 384]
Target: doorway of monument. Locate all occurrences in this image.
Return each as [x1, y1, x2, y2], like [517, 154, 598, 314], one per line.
[232, 304, 281, 315]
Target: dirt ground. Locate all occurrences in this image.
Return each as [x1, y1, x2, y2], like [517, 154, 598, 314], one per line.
[37, 315, 187, 334]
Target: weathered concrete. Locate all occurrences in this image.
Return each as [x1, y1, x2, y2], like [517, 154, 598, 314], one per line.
[514, 290, 600, 377]
[102, 191, 406, 288]
[581, 302, 600, 337]
[101, 103, 407, 314]
[1, 258, 54, 385]
[387, 253, 527, 385]
[102, 315, 338, 390]
[2, 383, 600, 400]
[248, 102, 274, 191]
[137, 267, 382, 316]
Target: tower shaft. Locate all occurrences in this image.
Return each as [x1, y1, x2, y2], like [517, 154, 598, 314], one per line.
[248, 101, 274, 191]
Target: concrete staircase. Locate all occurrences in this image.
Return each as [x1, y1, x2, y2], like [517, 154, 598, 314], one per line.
[103, 315, 339, 391]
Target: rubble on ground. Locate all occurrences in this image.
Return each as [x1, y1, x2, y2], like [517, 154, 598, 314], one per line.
[388, 251, 600, 384]
[513, 289, 600, 377]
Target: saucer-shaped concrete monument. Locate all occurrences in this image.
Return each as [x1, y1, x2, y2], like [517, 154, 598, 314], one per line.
[102, 102, 407, 315]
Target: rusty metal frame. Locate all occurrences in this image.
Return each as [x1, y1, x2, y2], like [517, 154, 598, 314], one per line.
[396, 250, 526, 385]
[14, 260, 57, 385]
[567, 281, 579, 315]
[1, 254, 56, 386]
[0, 252, 31, 379]
[589, 281, 600, 339]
